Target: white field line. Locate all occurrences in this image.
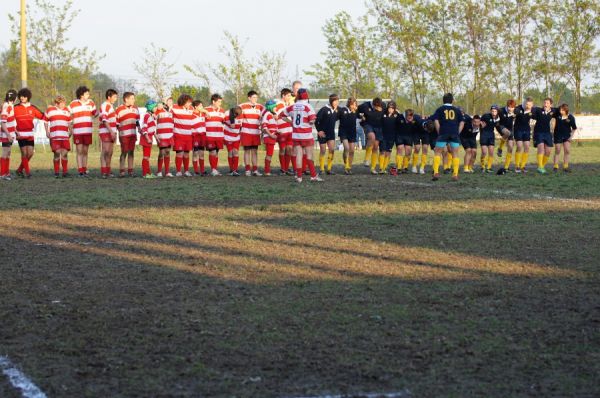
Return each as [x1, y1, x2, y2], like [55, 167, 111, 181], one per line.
[395, 180, 599, 205]
[0, 356, 47, 398]
[285, 391, 411, 398]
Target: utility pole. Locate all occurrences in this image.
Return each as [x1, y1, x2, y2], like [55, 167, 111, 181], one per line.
[20, 0, 27, 88]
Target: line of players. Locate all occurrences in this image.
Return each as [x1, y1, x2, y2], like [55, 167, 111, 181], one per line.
[0, 86, 577, 182]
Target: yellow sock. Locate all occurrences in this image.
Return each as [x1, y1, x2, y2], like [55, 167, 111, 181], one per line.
[403, 156, 410, 170]
[452, 157, 460, 177]
[433, 155, 441, 174]
[371, 151, 379, 171]
[504, 153, 512, 169]
[397, 154, 404, 168]
[515, 152, 522, 169]
[421, 154, 427, 169]
[385, 156, 391, 170]
[487, 155, 494, 170]
[365, 147, 372, 163]
[542, 155, 549, 167]
[412, 153, 419, 168]
[327, 152, 334, 171]
[481, 155, 487, 169]
[537, 154, 544, 168]
[319, 154, 325, 171]
[521, 153, 529, 169]
[564, 162, 569, 169]
[379, 154, 386, 171]
[553, 163, 559, 170]
[499, 138, 506, 151]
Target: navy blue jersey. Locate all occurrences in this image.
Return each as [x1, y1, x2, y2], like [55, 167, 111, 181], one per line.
[460, 115, 479, 138]
[403, 114, 423, 135]
[554, 114, 577, 136]
[499, 107, 516, 131]
[432, 104, 464, 135]
[532, 107, 558, 134]
[357, 101, 373, 127]
[382, 111, 401, 139]
[480, 113, 502, 134]
[363, 108, 384, 128]
[315, 105, 339, 135]
[514, 105, 534, 132]
[338, 106, 357, 136]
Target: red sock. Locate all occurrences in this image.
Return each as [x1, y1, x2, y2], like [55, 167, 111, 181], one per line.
[245, 164, 251, 172]
[183, 156, 190, 172]
[193, 160, 199, 174]
[265, 159, 271, 174]
[296, 163, 302, 178]
[285, 154, 291, 170]
[23, 158, 30, 175]
[16, 161, 23, 173]
[83, 167, 87, 174]
[176, 156, 183, 173]
[53, 160, 59, 174]
[142, 159, 149, 176]
[233, 156, 239, 171]
[1, 158, 7, 175]
[291, 155, 297, 170]
[200, 159, 205, 173]
[157, 158, 163, 174]
[78, 167, 84, 174]
[164, 156, 170, 174]
[128, 168, 133, 175]
[302, 154, 307, 172]
[209, 154, 218, 170]
[120, 168, 126, 174]
[252, 165, 258, 172]
[279, 154, 285, 171]
[307, 159, 316, 177]
[227, 156, 233, 171]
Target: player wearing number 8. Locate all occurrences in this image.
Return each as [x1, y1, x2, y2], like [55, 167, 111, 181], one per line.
[432, 93, 464, 181]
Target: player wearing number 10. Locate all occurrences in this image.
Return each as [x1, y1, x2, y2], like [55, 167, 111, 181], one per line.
[432, 93, 464, 182]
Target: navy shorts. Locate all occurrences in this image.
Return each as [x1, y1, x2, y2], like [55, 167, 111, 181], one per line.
[480, 133, 495, 147]
[18, 140, 34, 148]
[318, 131, 336, 144]
[339, 130, 356, 143]
[461, 137, 477, 149]
[395, 135, 412, 146]
[413, 133, 430, 146]
[554, 134, 571, 144]
[380, 139, 395, 152]
[371, 127, 383, 142]
[534, 132, 553, 148]
[514, 130, 531, 142]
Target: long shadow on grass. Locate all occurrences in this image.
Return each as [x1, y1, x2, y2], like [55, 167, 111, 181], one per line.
[1, 231, 598, 398]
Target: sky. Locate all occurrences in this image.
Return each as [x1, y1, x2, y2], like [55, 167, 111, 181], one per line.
[0, 0, 368, 89]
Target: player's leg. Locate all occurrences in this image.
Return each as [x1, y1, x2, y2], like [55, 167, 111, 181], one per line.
[562, 140, 571, 172]
[364, 129, 374, 167]
[504, 137, 514, 170]
[52, 147, 60, 177]
[412, 142, 421, 174]
[264, 143, 274, 176]
[403, 144, 412, 173]
[451, 144, 460, 180]
[370, 138, 380, 175]
[487, 144, 495, 172]
[432, 143, 445, 181]
[319, 141, 327, 173]
[553, 143, 562, 172]
[82, 143, 89, 174]
[252, 147, 260, 176]
[326, 139, 335, 174]
[347, 141, 355, 174]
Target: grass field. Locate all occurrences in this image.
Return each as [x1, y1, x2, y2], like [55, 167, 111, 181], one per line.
[1, 142, 599, 397]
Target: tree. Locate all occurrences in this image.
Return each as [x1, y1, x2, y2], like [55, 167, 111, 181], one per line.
[306, 12, 378, 99]
[133, 43, 177, 101]
[256, 51, 287, 99]
[171, 85, 210, 102]
[8, 0, 102, 104]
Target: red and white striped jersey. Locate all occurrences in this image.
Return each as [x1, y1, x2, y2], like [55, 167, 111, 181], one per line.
[281, 101, 316, 141]
[142, 112, 157, 138]
[1, 102, 16, 140]
[13, 103, 44, 140]
[171, 105, 196, 136]
[239, 102, 265, 135]
[204, 105, 225, 139]
[115, 105, 140, 137]
[261, 111, 277, 138]
[44, 106, 71, 140]
[99, 101, 117, 135]
[223, 110, 241, 142]
[274, 101, 293, 135]
[68, 100, 98, 136]
[155, 109, 174, 140]
[192, 113, 206, 136]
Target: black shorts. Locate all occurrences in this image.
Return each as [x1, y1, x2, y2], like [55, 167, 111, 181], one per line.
[367, 127, 383, 142]
[339, 129, 356, 143]
[2, 142, 12, 148]
[18, 140, 34, 148]
[461, 137, 477, 149]
[412, 133, 430, 146]
[318, 131, 336, 144]
[380, 139, 395, 152]
[514, 130, 531, 142]
[554, 134, 571, 144]
[534, 132, 553, 148]
[480, 133, 495, 147]
[243, 145, 259, 150]
[193, 145, 205, 151]
[395, 135, 412, 146]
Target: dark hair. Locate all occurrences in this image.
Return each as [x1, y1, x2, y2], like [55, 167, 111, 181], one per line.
[177, 94, 193, 107]
[247, 90, 258, 98]
[75, 86, 90, 100]
[525, 97, 534, 103]
[544, 97, 553, 104]
[387, 101, 397, 110]
[346, 97, 357, 107]
[443, 93, 454, 104]
[472, 114, 481, 120]
[211, 93, 222, 103]
[123, 92, 135, 101]
[280, 88, 292, 97]
[559, 103, 569, 114]
[405, 108, 414, 116]
[229, 106, 242, 123]
[17, 88, 32, 102]
[5, 89, 17, 102]
[507, 99, 516, 108]
[372, 97, 383, 107]
[105, 89, 118, 99]
[329, 94, 339, 105]
[192, 100, 203, 108]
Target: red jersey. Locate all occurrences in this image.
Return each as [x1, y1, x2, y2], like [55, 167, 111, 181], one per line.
[274, 101, 293, 135]
[1, 102, 17, 141]
[115, 105, 140, 137]
[141, 113, 156, 146]
[239, 102, 265, 135]
[191, 110, 207, 138]
[68, 100, 98, 136]
[281, 100, 316, 141]
[171, 105, 196, 137]
[223, 110, 241, 142]
[13, 103, 44, 140]
[155, 109, 174, 140]
[99, 101, 117, 135]
[44, 106, 71, 140]
[204, 106, 225, 139]
[261, 111, 278, 144]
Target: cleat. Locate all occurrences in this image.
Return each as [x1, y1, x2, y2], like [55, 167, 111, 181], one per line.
[184, 171, 193, 177]
[245, 170, 252, 176]
[553, 168, 559, 173]
[3, 175, 12, 181]
[62, 173, 70, 178]
[419, 168, 426, 175]
[286, 170, 295, 176]
[310, 175, 324, 182]
[522, 168, 528, 174]
[155, 172, 163, 178]
[403, 168, 409, 174]
[537, 167, 546, 174]
[231, 171, 241, 177]
[175, 172, 183, 177]
[25, 174, 32, 179]
[370, 169, 378, 175]
[295, 177, 303, 183]
[55, 173, 60, 179]
[411, 166, 418, 174]
[326, 170, 335, 175]
[497, 148, 503, 157]
[451, 175, 459, 182]
[143, 174, 158, 179]
[264, 172, 272, 176]
[563, 168, 571, 173]
[211, 169, 221, 177]
[16, 170, 24, 178]
[253, 171, 263, 176]
[363, 161, 370, 167]
[279, 170, 287, 176]
[515, 169, 521, 174]
[432, 173, 440, 181]
[165, 173, 174, 178]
